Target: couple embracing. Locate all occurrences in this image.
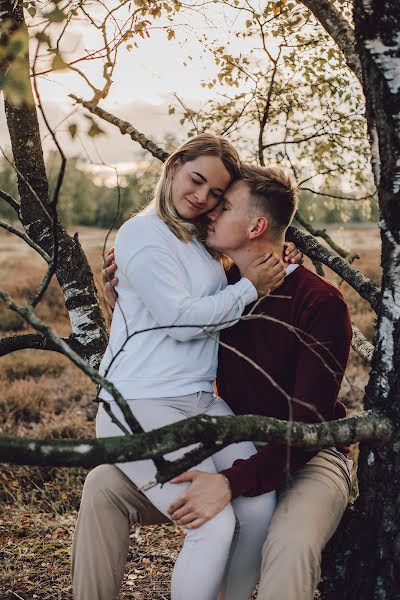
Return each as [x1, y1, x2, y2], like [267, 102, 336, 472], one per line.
[72, 133, 353, 600]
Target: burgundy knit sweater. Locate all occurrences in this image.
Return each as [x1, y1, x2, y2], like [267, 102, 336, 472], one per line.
[218, 265, 352, 499]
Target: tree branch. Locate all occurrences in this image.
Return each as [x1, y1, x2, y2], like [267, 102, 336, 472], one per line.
[0, 188, 19, 214]
[299, 0, 363, 84]
[69, 94, 170, 162]
[0, 220, 51, 262]
[0, 288, 143, 435]
[0, 333, 67, 356]
[294, 212, 359, 262]
[301, 186, 376, 203]
[287, 226, 380, 312]
[351, 323, 374, 364]
[0, 412, 393, 476]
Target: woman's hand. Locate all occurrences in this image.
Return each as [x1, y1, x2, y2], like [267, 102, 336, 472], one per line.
[244, 253, 285, 297]
[102, 247, 119, 309]
[284, 241, 304, 265]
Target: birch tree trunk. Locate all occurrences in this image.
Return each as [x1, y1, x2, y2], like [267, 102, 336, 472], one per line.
[0, 0, 108, 367]
[320, 2, 400, 597]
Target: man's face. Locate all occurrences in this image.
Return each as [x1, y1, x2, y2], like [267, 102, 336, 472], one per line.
[206, 180, 253, 253]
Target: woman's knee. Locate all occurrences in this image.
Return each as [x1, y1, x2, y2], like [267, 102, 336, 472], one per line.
[186, 504, 237, 546]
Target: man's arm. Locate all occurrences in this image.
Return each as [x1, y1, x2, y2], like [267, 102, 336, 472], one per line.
[220, 294, 352, 499]
[169, 293, 352, 525]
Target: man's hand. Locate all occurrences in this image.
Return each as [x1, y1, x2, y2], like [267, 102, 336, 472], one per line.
[244, 253, 285, 296]
[102, 247, 118, 309]
[168, 471, 232, 529]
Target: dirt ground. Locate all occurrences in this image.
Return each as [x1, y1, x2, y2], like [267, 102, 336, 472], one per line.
[0, 224, 381, 599]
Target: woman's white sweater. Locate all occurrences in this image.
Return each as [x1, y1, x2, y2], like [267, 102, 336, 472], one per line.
[98, 208, 257, 401]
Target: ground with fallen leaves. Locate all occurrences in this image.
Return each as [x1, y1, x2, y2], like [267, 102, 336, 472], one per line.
[0, 225, 379, 599]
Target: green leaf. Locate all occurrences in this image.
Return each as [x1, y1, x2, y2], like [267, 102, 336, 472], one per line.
[87, 120, 105, 138]
[51, 51, 67, 71]
[68, 123, 78, 139]
[45, 7, 67, 23]
[36, 32, 51, 45]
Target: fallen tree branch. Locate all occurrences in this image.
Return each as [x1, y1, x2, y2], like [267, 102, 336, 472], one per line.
[0, 411, 393, 475]
[286, 226, 380, 312]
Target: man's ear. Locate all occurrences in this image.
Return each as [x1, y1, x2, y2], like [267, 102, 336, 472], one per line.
[249, 216, 268, 239]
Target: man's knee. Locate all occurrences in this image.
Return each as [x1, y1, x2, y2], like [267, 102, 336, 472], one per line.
[80, 464, 138, 521]
[82, 464, 122, 501]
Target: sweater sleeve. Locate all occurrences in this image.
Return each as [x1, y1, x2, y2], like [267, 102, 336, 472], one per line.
[123, 245, 258, 342]
[221, 294, 352, 498]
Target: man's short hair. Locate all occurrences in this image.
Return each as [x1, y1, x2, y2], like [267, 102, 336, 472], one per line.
[240, 163, 298, 237]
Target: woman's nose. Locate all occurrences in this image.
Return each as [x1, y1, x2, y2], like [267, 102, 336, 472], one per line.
[194, 185, 208, 204]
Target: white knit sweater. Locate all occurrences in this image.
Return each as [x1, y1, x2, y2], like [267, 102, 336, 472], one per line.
[99, 207, 257, 400]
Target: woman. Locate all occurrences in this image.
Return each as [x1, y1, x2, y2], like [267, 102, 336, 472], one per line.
[97, 134, 292, 600]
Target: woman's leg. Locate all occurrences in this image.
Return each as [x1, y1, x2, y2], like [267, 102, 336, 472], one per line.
[204, 396, 277, 600]
[96, 395, 236, 600]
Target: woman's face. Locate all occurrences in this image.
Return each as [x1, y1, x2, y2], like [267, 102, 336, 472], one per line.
[171, 155, 231, 219]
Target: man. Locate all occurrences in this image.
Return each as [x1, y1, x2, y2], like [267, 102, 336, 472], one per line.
[72, 164, 352, 599]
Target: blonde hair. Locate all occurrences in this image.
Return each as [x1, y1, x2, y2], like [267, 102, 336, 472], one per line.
[152, 133, 241, 242]
[240, 163, 298, 238]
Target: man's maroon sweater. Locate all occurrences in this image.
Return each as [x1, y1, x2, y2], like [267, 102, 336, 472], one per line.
[217, 265, 352, 500]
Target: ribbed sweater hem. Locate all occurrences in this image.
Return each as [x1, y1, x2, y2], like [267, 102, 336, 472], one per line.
[98, 378, 213, 401]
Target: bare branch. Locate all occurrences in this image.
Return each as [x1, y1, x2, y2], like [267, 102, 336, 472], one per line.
[69, 95, 169, 162]
[0, 188, 19, 214]
[351, 323, 374, 364]
[0, 288, 143, 435]
[0, 220, 51, 262]
[300, 186, 376, 203]
[287, 226, 380, 312]
[294, 212, 359, 262]
[0, 333, 67, 356]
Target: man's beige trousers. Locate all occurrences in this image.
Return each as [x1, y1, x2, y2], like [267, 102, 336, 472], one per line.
[71, 448, 351, 600]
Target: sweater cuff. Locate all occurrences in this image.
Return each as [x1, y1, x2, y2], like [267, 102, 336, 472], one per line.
[220, 465, 252, 500]
[233, 277, 258, 305]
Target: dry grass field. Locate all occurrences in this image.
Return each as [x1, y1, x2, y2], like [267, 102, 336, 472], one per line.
[0, 224, 381, 600]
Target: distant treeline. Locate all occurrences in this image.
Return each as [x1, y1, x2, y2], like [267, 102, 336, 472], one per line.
[0, 152, 159, 229]
[0, 153, 379, 228]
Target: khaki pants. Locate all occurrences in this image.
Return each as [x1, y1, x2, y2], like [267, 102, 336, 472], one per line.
[71, 448, 351, 600]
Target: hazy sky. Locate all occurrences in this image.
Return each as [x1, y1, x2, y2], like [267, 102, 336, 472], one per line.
[1, 4, 252, 170]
